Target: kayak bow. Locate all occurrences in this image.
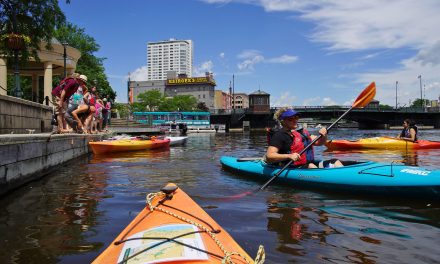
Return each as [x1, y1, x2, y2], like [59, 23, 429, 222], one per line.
[93, 183, 265, 264]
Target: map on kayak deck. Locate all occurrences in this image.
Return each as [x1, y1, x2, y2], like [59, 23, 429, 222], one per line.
[117, 224, 208, 263]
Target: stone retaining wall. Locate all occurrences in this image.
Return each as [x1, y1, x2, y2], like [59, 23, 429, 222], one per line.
[0, 133, 104, 196]
[0, 94, 52, 134]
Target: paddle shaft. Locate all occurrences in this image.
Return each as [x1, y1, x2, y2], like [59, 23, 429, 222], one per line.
[259, 105, 356, 191]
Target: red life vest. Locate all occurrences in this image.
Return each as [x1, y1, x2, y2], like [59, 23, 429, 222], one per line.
[290, 129, 314, 166]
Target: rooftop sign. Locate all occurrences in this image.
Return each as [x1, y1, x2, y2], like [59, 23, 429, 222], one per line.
[167, 77, 216, 86]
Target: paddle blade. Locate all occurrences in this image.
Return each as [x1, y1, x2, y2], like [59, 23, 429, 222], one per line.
[352, 82, 376, 108]
[217, 191, 253, 201]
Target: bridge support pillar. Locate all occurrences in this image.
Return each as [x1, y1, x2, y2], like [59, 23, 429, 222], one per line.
[434, 118, 440, 129]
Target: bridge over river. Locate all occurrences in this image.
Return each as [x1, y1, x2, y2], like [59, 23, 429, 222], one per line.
[211, 106, 440, 129]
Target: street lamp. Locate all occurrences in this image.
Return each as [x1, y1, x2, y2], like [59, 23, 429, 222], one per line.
[395, 81, 398, 110]
[418, 75, 422, 109]
[61, 42, 68, 78]
[424, 84, 426, 107]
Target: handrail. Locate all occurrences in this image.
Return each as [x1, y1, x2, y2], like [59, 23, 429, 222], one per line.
[0, 84, 7, 92]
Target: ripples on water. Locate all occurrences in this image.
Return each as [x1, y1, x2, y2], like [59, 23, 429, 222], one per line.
[0, 129, 439, 263]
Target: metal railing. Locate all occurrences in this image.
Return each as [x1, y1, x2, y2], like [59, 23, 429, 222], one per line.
[210, 106, 440, 114]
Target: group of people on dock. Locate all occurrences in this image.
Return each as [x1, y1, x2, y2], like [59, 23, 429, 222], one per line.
[51, 73, 111, 134]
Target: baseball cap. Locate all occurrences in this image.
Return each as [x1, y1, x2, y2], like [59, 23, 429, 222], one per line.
[79, 75, 88, 83]
[279, 109, 300, 120]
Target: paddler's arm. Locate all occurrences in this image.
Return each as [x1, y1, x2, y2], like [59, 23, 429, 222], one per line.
[265, 146, 300, 164]
[312, 127, 328, 146]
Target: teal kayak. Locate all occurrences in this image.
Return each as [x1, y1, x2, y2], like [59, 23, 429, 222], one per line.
[220, 156, 440, 199]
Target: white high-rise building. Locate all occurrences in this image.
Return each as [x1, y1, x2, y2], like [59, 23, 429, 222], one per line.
[147, 38, 193, 81]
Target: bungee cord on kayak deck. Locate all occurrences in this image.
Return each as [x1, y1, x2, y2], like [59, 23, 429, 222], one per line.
[144, 189, 266, 264]
[115, 230, 225, 264]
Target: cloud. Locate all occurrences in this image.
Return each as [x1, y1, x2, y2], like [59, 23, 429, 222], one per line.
[219, 52, 225, 59]
[303, 96, 320, 106]
[301, 96, 337, 106]
[230, 0, 439, 52]
[129, 66, 148, 81]
[203, 0, 440, 105]
[355, 55, 440, 105]
[193, 60, 214, 76]
[322, 97, 337, 106]
[266, 55, 298, 64]
[413, 41, 440, 66]
[200, 0, 232, 4]
[237, 49, 298, 71]
[271, 91, 296, 106]
[237, 55, 264, 71]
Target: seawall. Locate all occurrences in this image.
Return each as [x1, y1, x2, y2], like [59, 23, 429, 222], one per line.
[0, 133, 104, 196]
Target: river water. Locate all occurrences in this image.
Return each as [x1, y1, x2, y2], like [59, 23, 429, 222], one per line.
[1, 129, 440, 263]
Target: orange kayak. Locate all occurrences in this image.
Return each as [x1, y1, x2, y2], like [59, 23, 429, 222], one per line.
[89, 138, 170, 154]
[93, 183, 265, 264]
[326, 136, 440, 150]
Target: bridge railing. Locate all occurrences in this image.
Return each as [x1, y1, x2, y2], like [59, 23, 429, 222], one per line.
[210, 106, 439, 115]
[271, 106, 439, 113]
[210, 108, 247, 115]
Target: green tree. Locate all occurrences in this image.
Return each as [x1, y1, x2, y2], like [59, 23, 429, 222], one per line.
[410, 98, 430, 108]
[113, 103, 130, 119]
[0, 0, 65, 64]
[379, 104, 393, 110]
[159, 97, 177, 111]
[170, 95, 198, 111]
[137, 89, 163, 111]
[54, 22, 116, 101]
[133, 90, 198, 112]
[130, 102, 146, 112]
[196, 102, 209, 112]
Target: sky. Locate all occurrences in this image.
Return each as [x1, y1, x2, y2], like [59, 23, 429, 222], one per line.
[59, 0, 440, 107]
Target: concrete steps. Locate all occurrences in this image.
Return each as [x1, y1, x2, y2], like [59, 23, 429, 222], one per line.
[108, 119, 151, 128]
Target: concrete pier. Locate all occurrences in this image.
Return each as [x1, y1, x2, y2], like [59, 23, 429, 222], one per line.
[0, 133, 104, 196]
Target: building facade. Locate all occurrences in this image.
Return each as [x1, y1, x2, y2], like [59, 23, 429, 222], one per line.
[165, 74, 216, 109]
[147, 38, 193, 81]
[129, 73, 216, 109]
[232, 93, 249, 109]
[214, 90, 232, 110]
[248, 90, 270, 113]
[128, 80, 166, 104]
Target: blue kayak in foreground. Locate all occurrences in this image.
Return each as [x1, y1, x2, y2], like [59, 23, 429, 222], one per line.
[220, 156, 440, 199]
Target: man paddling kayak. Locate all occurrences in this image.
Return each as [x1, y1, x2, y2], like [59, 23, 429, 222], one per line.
[265, 108, 343, 168]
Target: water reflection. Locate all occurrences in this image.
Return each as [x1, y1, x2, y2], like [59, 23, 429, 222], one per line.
[90, 148, 171, 163]
[0, 156, 104, 263]
[0, 131, 440, 263]
[265, 191, 440, 263]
